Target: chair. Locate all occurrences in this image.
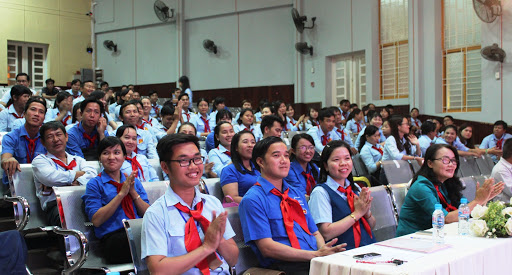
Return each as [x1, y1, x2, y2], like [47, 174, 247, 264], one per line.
[369, 185, 397, 242]
[408, 159, 421, 174]
[148, 159, 164, 180]
[203, 178, 223, 201]
[123, 219, 149, 275]
[226, 206, 260, 274]
[388, 183, 408, 218]
[475, 154, 493, 176]
[381, 160, 413, 185]
[142, 181, 168, 204]
[9, 164, 46, 229]
[352, 154, 369, 177]
[460, 177, 477, 202]
[458, 156, 481, 178]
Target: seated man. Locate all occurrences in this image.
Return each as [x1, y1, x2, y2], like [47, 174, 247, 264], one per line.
[480, 120, 512, 162]
[41, 78, 59, 100]
[149, 90, 162, 119]
[66, 98, 109, 160]
[32, 121, 97, 226]
[239, 137, 345, 274]
[142, 133, 239, 274]
[492, 138, 512, 203]
[1, 97, 47, 185]
[331, 107, 356, 152]
[0, 73, 38, 107]
[308, 108, 355, 153]
[66, 79, 81, 99]
[0, 85, 31, 132]
[72, 80, 95, 107]
[260, 115, 284, 139]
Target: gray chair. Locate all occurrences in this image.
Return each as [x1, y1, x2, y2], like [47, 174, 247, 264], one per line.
[408, 159, 421, 174]
[389, 183, 408, 218]
[142, 181, 169, 204]
[459, 156, 481, 178]
[204, 178, 224, 201]
[148, 159, 164, 180]
[369, 185, 397, 242]
[475, 154, 493, 176]
[460, 177, 477, 202]
[123, 219, 148, 275]
[9, 164, 46, 229]
[226, 206, 260, 274]
[352, 154, 369, 177]
[382, 160, 413, 185]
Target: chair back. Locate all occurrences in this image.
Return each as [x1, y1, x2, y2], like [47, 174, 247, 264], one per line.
[123, 219, 149, 275]
[408, 159, 421, 174]
[458, 156, 481, 177]
[148, 159, 164, 180]
[460, 177, 477, 202]
[226, 207, 259, 274]
[10, 164, 46, 229]
[389, 183, 408, 217]
[369, 185, 397, 242]
[203, 178, 223, 201]
[382, 160, 413, 185]
[142, 181, 168, 204]
[475, 155, 493, 176]
[352, 154, 369, 177]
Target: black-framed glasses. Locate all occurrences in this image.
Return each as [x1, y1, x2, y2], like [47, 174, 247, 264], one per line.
[169, 156, 205, 167]
[434, 156, 458, 165]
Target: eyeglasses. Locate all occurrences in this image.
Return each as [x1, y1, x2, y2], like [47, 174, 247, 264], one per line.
[434, 156, 458, 165]
[169, 156, 205, 167]
[298, 146, 315, 152]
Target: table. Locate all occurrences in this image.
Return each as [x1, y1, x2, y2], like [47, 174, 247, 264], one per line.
[310, 223, 512, 275]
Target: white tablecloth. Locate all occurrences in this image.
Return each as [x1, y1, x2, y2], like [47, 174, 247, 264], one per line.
[310, 223, 512, 275]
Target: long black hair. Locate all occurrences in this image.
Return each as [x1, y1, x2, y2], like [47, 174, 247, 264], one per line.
[458, 123, 475, 148]
[237, 108, 254, 126]
[357, 125, 380, 152]
[319, 140, 355, 189]
[230, 130, 256, 174]
[389, 115, 411, 155]
[179, 76, 190, 91]
[346, 108, 362, 122]
[290, 133, 319, 180]
[411, 144, 462, 207]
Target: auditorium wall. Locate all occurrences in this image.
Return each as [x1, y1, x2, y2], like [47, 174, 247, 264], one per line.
[0, 0, 92, 86]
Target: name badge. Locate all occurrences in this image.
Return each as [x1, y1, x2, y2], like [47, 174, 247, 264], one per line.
[294, 196, 307, 214]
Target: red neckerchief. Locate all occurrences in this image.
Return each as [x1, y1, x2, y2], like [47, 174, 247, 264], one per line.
[126, 155, 145, 181]
[200, 116, 211, 133]
[11, 112, 23, 119]
[24, 136, 39, 163]
[301, 171, 316, 195]
[372, 145, 383, 155]
[83, 132, 97, 148]
[434, 184, 457, 212]
[337, 184, 373, 247]
[107, 179, 136, 219]
[219, 146, 231, 157]
[52, 158, 77, 170]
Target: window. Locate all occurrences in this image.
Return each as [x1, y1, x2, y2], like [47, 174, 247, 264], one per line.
[332, 52, 367, 107]
[379, 0, 409, 99]
[7, 41, 48, 90]
[442, 0, 481, 112]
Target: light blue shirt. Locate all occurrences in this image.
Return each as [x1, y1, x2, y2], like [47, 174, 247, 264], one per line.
[191, 114, 213, 137]
[285, 117, 299, 131]
[383, 135, 418, 161]
[480, 133, 512, 162]
[345, 119, 364, 135]
[359, 142, 383, 174]
[149, 104, 162, 118]
[354, 126, 385, 149]
[181, 109, 197, 123]
[435, 137, 469, 152]
[333, 126, 355, 149]
[418, 135, 437, 157]
[121, 151, 159, 182]
[0, 105, 24, 132]
[43, 108, 72, 125]
[141, 187, 234, 275]
[307, 126, 340, 153]
[208, 144, 232, 177]
[233, 124, 263, 142]
[309, 176, 360, 225]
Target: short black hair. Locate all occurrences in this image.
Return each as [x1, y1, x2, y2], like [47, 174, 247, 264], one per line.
[157, 133, 200, 162]
[119, 100, 139, 119]
[421, 120, 437, 135]
[260, 115, 284, 134]
[71, 79, 81, 86]
[55, 91, 72, 109]
[45, 78, 55, 85]
[10, 85, 32, 100]
[213, 97, 225, 107]
[215, 109, 233, 123]
[97, 136, 126, 159]
[503, 139, 512, 159]
[72, 103, 81, 123]
[16, 73, 30, 82]
[318, 107, 335, 122]
[116, 124, 137, 138]
[40, 121, 66, 142]
[178, 122, 197, 135]
[197, 97, 209, 107]
[178, 93, 189, 101]
[148, 90, 158, 97]
[494, 120, 508, 129]
[88, 90, 106, 101]
[82, 80, 94, 87]
[160, 105, 175, 117]
[100, 81, 109, 87]
[24, 96, 47, 113]
[80, 98, 104, 114]
[252, 136, 284, 171]
[339, 99, 349, 105]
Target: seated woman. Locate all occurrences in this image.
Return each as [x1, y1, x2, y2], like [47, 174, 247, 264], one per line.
[383, 115, 423, 162]
[309, 140, 376, 250]
[380, 107, 391, 122]
[300, 107, 319, 131]
[141, 97, 160, 127]
[410, 108, 422, 131]
[208, 121, 235, 177]
[273, 100, 288, 130]
[284, 133, 319, 197]
[116, 125, 159, 182]
[220, 130, 260, 204]
[358, 125, 384, 180]
[44, 91, 73, 126]
[66, 103, 82, 131]
[233, 108, 263, 141]
[192, 97, 213, 138]
[458, 123, 500, 156]
[285, 104, 305, 131]
[396, 144, 504, 236]
[435, 125, 481, 157]
[82, 137, 150, 263]
[345, 108, 365, 135]
[354, 113, 385, 149]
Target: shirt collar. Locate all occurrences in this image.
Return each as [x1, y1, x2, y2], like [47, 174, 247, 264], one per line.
[365, 141, 380, 148]
[217, 144, 229, 153]
[19, 125, 40, 138]
[421, 135, 433, 142]
[325, 175, 358, 191]
[164, 186, 206, 209]
[290, 159, 312, 174]
[256, 176, 291, 194]
[499, 157, 512, 168]
[100, 171, 126, 183]
[46, 151, 75, 164]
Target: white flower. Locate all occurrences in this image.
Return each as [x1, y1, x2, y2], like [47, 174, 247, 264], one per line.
[471, 204, 488, 219]
[505, 218, 512, 236]
[470, 220, 489, 237]
[502, 207, 512, 218]
[510, 197, 512, 205]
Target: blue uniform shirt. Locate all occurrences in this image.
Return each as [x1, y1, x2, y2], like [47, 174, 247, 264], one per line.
[205, 132, 216, 153]
[66, 122, 109, 158]
[220, 162, 260, 197]
[284, 159, 319, 195]
[239, 176, 318, 268]
[82, 172, 149, 239]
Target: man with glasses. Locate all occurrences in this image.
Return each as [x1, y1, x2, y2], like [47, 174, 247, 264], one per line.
[141, 133, 239, 274]
[0, 73, 39, 108]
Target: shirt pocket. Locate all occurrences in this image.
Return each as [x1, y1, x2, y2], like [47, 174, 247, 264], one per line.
[267, 210, 289, 238]
[167, 224, 187, 256]
[137, 138, 148, 152]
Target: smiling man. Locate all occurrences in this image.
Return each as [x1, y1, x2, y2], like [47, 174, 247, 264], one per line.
[32, 121, 97, 225]
[142, 133, 239, 274]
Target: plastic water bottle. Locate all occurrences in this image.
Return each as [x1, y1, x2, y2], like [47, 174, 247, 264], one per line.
[432, 204, 445, 244]
[458, 197, 470, 236]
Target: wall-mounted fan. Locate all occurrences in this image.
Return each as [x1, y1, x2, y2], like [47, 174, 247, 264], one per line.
[103, 40, 117, 52]
[154, 0, 174, 22]
[291, 8, 316, 33]
[473, 0, 501, 23]
[481, 43, 506, 62]
[203, 39, 218, 54]
[295, 42, 313, 56]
